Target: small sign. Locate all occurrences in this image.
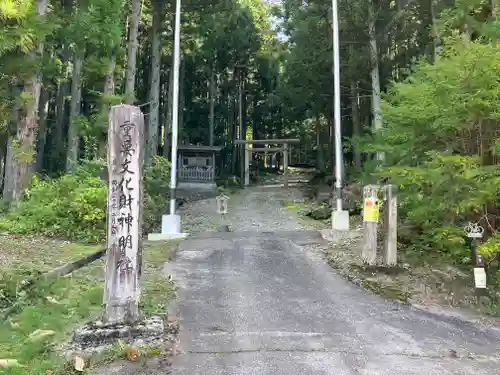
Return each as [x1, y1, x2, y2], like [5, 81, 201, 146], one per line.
[464, 222, 484, 238]
[473, 267, 487, 288]
[363, 197, 379, 222]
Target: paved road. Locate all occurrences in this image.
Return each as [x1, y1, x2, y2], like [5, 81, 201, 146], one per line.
[163, 230, 500, 375]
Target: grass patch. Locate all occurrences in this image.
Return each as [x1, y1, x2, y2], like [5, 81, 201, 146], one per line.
[282, 199, 308, 214]
[282, 199, 328, 229]
[0, 234, 176, 374]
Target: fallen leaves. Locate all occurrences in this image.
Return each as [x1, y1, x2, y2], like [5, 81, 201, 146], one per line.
[46, 296, 61, 304]
[28, 329, 56, 342]
[74, 355, 88, 372]
[126, 347, 138, 362]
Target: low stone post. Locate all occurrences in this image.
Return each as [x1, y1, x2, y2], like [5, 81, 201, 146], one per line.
[382, 184, 398, 266]
[104, 104, 144, 324]
[216, 193, 229, 231]
[362, 185, 380, 265]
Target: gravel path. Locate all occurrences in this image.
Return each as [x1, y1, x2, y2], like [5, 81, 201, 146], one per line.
[179, 184, 310, 233]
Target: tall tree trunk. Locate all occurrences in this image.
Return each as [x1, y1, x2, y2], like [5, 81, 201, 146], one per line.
[66, 53, 84, 172]
[2, 87, 21, 199]
[163, 64, 174, 157]
[231, 70, 238, 174]
[0, 134, 6, 193]
[2, 137, 15, 199]
[238, 72, 244, 178]
[3, 0, 48, 202]
[147, 0, 162, 165]
[99, 52, 117, 158]
[430, 0, 440, 62]
[209, 65, 216, 146]
[35, 86, 49, 172]
[178, 58, 185, 143]
[350, 80, 362, 170]
[315, 116, 324, 171]
[369, 1, 383, 161]
[50, 45, 71, 172]
[124, 0, 142, 104]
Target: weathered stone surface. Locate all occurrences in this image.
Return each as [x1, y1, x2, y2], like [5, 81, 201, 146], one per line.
[72, 316, 164, 349]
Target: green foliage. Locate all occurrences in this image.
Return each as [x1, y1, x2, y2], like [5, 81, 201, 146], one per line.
[144, 155, 171, 197]
[479, 234, 500, 261]
[143, 156, 171, 234]
[0, 157, 172, 242]
[0, 266, 43, 310]
[356, 39, 500, 262]
[0, 238, 174, 373]
[386, 153, 498, 225]
[0, 165, 107, 242]
[215, 174, 241, 194]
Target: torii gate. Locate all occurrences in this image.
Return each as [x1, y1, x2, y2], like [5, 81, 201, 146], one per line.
[234, 139, 300, 188]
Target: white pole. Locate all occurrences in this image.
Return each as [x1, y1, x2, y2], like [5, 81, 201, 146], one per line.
[169, 0, 181, 215]
[332, 0, 343, 211]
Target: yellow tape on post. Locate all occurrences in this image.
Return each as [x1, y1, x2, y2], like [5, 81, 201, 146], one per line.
[363, 197, 379, 223]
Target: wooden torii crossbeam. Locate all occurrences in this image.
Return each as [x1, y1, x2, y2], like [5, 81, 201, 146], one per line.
[234, 139, 300, 187]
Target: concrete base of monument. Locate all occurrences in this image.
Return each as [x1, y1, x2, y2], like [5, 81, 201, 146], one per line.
[71, 316, 168, 351]
[147, 214, 189, 241]
[331, 209, 350, 231]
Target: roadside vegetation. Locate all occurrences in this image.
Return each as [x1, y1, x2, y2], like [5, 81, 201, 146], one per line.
[289, 36, 500, 315]
[0, 236, 175, 374]
[0, 157, 175, 373]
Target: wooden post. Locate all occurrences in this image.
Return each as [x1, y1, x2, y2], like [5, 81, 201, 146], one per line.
[104, 104, 144, 324]
[362, 185, 379, 265]
[382, 184, 397, 266]
[283, 144, 288, 188]
[244, 144, 250, 186]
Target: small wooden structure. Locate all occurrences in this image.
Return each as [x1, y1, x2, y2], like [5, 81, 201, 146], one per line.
[235, 139, 300, 188]
[177, 145, 222, 183]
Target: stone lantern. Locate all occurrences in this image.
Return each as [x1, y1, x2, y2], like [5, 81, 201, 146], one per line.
[216, 194, 229, 215]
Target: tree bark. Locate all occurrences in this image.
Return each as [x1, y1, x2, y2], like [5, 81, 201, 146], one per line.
[430, 0, 440, 62]
[50, 44, 71, 172]
[369, 1, 384, 161]
[35, 86, 49, 172]
[315, 116, 324, 171]
[3, 0, 48, 202]
[124, 0, 142, 104]
[0, 133, 6, 189]
[66, 53, 84, 173]
[163, 64, 174, 157]
[178, 58, 185, 143]
[350, 80, 362, 170]
[209, 65, 216, 146]
[147, 0, 162, 165]
[99, 52, 117, 158]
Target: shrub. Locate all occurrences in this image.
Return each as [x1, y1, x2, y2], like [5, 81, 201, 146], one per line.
[143, 156, 171, 234]
[354, 39, 500, 263]
[215, 174, 241, 194]
[0, 156, 171, 242]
